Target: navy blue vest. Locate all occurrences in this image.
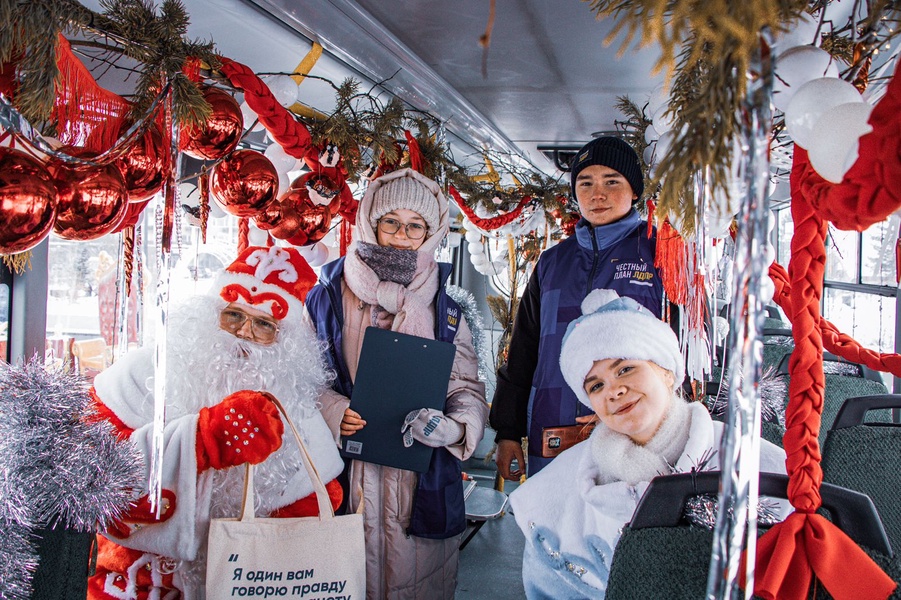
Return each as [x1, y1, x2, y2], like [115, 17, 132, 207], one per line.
[527, 219, 663, 474]
[305, 258, 466, 539]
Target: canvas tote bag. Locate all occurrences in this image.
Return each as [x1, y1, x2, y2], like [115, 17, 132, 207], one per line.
[206, 398, 365, 598]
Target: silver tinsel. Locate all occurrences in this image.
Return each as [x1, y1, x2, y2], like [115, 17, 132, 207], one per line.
[0, 357, 142, 598]
[684, 495, 783, 531]
[446, 284, 489, 381]
[705, 366, 787, 426]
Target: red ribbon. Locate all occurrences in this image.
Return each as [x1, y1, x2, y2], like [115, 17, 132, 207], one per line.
[755, 513, 896, 600]
[448, 186, 532, 231]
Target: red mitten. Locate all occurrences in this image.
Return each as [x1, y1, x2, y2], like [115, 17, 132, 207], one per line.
[106, 489, 177, 539]
[196, 391, 284, 471]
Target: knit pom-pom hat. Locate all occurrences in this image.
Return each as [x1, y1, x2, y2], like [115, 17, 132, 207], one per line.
[569, 136, 644, 200]
[356, 167, 449, 254]
[560, 288, 684, 407]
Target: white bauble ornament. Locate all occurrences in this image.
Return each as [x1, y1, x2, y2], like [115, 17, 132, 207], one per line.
[247, 224, 269, 247]
[464, 229, 482, 243]
[467, 241, 485, 255]
[277, 171, 290, 197]
[784, 77, 862, 149]
[773, 12, 820, 55]
[263, 75, 299, 108]
[264, 143, 297, 173]
[643, 143, 656, 166]
[470, 253, 488, 267]
[654, 131, 676, 163]
[299, 242, 330, 267]
[773, 46, 840, 112]
[644, 124, 659, 145]
[240, 101, 265, 132]
[807, 101, 873, 183]
[446, 231, 463, 248]
[763, 242, 777, 266]
[652, 103, 675, 133]
[822, 0, 866, 31]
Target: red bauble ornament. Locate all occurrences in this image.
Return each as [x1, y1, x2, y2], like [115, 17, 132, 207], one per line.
[116, 125, 165, 201]
[285, 187, 332, 245]
[181, 87, 243, 161]
[0, 147, 58, 254]
[49, 148, 129, 241]
[259, 196, 302, 240]
[210, 150, 278, 218]
[111, 198, 152, 234]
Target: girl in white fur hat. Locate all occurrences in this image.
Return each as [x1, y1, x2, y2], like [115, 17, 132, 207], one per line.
[508, 288, 787, 599]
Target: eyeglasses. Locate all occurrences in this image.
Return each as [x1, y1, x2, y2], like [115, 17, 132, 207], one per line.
[377, 217, 428, 240]
[219, 307, 280, 344]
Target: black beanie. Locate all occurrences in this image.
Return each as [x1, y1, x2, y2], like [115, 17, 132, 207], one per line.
[569, 136, 644, 200]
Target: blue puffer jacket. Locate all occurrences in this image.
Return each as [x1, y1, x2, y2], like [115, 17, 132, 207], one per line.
[489, 209, 664, 475]
[305, 257, 468, 538]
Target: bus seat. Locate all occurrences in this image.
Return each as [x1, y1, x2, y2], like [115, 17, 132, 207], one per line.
[776, 353, 890, 447]
[606, 472, 894, 600]
[459, 474, 508, 551]
[823, 395, 901, 557]
[71, 337, 110, 377]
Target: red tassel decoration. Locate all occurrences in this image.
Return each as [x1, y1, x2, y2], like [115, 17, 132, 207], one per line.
[52, 35, 130, 153]
[654, 220, 688, 306]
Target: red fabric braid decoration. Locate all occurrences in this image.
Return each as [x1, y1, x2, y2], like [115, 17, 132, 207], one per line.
[752, 151, 896, 600]
[768, 261, 901, 378]
[218, 58, 312, 159]
[448, 186, 532, 231]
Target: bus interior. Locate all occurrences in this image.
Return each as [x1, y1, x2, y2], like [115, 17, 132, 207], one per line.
[2, 1, 901, 598]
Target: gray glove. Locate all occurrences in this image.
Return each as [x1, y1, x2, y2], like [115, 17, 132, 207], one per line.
[401, 408, 464, 448]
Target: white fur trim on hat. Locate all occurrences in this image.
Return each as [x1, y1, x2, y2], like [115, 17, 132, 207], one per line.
[560, 288, 684, 407]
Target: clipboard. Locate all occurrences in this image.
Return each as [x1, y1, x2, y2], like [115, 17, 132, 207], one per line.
[340, 327, 457, 473]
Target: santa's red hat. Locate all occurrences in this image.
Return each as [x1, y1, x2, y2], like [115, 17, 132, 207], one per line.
[211, 246, 316, 321]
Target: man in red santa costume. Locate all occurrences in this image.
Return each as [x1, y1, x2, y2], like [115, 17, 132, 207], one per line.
[87, 245, 345, 599]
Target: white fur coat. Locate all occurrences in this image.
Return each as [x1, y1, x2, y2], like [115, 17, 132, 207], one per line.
[509, 401, 788, 599]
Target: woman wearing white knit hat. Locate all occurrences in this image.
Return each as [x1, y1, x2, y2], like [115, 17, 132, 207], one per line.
[304, 167, 488, 599]
[508, 288, 788, 599]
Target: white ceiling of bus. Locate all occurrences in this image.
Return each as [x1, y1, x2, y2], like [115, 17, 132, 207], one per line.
[243, 0, 665, 173]
[99, 0, 666, 175]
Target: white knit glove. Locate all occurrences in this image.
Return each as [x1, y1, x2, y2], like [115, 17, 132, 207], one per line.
[401, 408, 464, 448]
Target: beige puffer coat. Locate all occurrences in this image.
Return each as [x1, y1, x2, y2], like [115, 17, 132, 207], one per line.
[315, 168, 489, 599]
[318, 281, 487, 599]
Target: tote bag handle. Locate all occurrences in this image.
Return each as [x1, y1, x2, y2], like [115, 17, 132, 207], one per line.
[239, 396, 334, 522]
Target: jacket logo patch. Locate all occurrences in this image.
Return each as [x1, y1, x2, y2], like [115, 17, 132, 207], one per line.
[613, 261, 654, 286]
[446, 307, 459, 330]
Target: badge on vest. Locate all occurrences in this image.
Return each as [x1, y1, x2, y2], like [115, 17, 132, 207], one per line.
[613, 261, 654, 287]
[446, 306, 459, 332]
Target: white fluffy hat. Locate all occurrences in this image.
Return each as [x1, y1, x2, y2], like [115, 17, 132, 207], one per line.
[560, 289, 684, 407]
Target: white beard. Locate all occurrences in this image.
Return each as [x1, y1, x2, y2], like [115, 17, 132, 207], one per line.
[163, 296, 334, 519]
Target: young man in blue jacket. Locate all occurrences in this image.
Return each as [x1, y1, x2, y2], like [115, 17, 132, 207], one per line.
[490, 136, 665, 477]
